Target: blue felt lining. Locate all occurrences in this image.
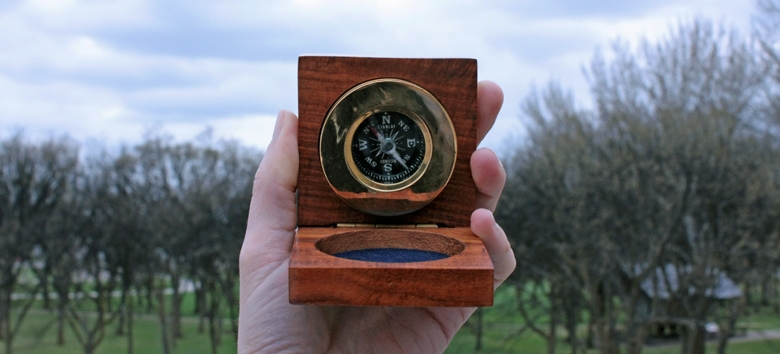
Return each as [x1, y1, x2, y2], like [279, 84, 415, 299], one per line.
[332, 248, 450, 263]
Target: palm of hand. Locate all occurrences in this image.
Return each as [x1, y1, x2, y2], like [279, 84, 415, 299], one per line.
[239, 82, 514, 354]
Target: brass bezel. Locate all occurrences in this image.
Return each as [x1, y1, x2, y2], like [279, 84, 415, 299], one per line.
[319, 78, 457, 216]
[343, 106, 434, 192]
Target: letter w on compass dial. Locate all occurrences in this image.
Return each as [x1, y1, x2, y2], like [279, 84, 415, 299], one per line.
[351, 111, 426, 184]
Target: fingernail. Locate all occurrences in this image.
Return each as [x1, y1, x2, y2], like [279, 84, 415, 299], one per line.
[272, 110, 284, 141]
[490, 211, 500, 229]
[490, 149, 503, 168]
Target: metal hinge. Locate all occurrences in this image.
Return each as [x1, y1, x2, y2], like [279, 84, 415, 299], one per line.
[336, 223, 438, 229]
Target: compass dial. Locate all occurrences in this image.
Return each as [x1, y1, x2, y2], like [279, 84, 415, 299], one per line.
[350, 111, 426, 185]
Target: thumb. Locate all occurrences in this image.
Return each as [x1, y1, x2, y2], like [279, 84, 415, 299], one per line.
[240, 110, 299, 274]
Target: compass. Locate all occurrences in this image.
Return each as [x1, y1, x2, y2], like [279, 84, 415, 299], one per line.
[346, 109, 431, 191]
[319, 78, 456, 216]
[292, 56, 493, 307]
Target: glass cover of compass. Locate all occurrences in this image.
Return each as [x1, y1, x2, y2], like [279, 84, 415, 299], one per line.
[318, 78, 456, 216]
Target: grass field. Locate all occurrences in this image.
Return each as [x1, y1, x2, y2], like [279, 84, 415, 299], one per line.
[7, 310, 235, 354]
[445, 286, 780, 353]
[446, 324, 780, 353]
[3, 285, 780, 353]
[6, 309, 780, 354]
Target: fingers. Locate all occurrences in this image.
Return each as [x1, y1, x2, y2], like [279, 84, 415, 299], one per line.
[240, 110, 299, 273]
[471, 148, 506, 212]
[473, 82, 511, 288]
[476, 80, 504, 146]
[471, 209, 516, 289]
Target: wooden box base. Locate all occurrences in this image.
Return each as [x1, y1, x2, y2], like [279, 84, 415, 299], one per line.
[289, 227, 494, 307]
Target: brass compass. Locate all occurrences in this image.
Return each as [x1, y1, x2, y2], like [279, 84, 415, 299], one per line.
[319, 78, 457, 216]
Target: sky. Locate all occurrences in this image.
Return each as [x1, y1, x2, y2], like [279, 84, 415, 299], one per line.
[0, 0, 755, 155]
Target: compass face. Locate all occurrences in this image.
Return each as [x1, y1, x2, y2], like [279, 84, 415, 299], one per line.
[350, 111, 426, 185]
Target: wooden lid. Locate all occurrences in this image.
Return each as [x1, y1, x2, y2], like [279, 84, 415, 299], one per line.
[297, 56, 477, 227]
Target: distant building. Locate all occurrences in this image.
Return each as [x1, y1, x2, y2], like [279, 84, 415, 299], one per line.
[633, 264, 742, 339]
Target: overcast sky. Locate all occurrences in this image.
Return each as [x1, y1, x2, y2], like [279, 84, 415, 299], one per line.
[0, 0, 755, 154]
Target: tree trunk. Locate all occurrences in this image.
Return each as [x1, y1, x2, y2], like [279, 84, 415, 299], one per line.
[135, 285, 144, 311]
[194, 282, 202, 315]
[596, 320, 621, 354]
[474, 307, 483, 351]
[4, 322, 12, 354]
[0, 289, 6, 342]
[156, 281, 170, 354]
[198, 283, 207, 334]
[84, 335, 96, 354]
[116, 286, 127, 336]
[2, 288, 14, 354]
[547, 311, 558, 354]
[760, 278, 771, 306]
[564, 298, 579, 354]
[228, 299, 238, 338]
[586, 312, 595, 349]
[209, 306, 218, 354]
[41, 272, 51, 311]
[57, 301, 66, 345]
[208, 280, 222, 354]
[716, 300, 740, 354]
[681, 323, 705, 354]
[84, 331, 97, 354]
[170, 272, 183, 339]
[716, 325, 730, 354]
[593, 285, 620, 354]
[625, 322, 647, 354]
[146, 279, 154, 314]
[223, 273, 239, 336]
[52, 282, 69, 346]
[127, 298, 134, 354]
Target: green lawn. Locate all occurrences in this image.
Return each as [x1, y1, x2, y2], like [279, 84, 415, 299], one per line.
[4, 284, 780, 354]
[7, 308, 779, 354]
[446, 327, 780, 354]
[8, 311, 236, 354]
[444, 285, 780, 354]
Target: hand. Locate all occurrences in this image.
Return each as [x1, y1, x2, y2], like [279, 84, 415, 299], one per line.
[238, 81, 515, 354]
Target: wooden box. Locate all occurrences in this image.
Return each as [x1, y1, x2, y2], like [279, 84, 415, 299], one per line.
[289, 56, 493, 307]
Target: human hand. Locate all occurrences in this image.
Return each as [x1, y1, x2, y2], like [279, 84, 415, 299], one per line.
[238, 81, 515, 354]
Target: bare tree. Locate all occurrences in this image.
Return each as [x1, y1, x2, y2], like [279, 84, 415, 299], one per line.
[0, 134, 78, 354]
[97, 147, 151, 354]
[755, 0, 780, 136]
[501, 17, 771, 354]
[32, 184, 84, 346]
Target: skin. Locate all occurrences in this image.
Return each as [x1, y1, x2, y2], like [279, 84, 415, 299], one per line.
[238, 81, 515, 354]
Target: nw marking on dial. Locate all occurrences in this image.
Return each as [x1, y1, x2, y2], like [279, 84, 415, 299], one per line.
[351, 111, 426, 184]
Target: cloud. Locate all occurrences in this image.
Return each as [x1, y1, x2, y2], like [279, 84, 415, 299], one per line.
[0, 0, 756, 152]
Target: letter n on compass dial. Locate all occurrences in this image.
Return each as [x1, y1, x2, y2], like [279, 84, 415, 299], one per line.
[351, 111, 427, 186]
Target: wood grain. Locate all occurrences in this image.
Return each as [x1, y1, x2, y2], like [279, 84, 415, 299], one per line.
[297, 56, 477, 227]
[289, 227, 494, 307]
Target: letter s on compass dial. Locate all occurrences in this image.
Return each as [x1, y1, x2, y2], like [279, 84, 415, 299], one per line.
[351, 111, 426, 185]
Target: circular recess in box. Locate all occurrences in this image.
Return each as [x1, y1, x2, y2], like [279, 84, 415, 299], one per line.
[315, 229, 465, 263]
